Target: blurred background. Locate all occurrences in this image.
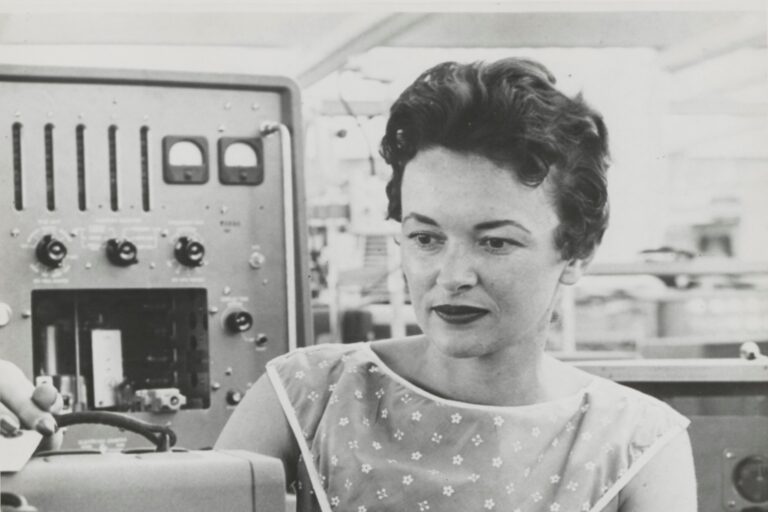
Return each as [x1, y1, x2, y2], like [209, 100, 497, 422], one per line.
[3, 0, 766, 361]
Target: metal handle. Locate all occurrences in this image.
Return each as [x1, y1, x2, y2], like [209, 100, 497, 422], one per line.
[261, 121, 298, 353]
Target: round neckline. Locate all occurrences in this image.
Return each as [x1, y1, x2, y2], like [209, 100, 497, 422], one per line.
[361, 342, 598, 413]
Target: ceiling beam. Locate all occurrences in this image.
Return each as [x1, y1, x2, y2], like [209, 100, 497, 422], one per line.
[294, 13, 430, 88]
[660, 13, 766, 71]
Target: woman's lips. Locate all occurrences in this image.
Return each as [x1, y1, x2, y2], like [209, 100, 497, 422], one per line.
[432, 305, 489, 325]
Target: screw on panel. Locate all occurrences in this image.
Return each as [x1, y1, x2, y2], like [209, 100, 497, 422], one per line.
[726, 500, 736, 509]
[161, 230, 169, 237]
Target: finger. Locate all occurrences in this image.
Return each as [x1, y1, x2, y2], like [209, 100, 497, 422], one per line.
[0, 360, 56, 434]
[32, 383, 61, 412]
[36, 429, 64, 452]
[0, 401, 21, 437]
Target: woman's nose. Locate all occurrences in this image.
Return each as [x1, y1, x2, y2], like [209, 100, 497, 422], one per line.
[435, 246, 478, 293]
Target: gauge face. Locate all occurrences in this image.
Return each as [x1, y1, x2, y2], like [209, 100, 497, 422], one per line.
[733, 455, 768, 503]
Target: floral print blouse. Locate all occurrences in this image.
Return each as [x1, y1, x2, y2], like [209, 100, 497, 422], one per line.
[266, 343, 689, 512]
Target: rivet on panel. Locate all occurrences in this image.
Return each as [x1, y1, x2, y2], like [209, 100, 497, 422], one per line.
[211, 382, 221, 391]
[149, 262, 156, 269]
[223, 286, 231, 295]
[251, 103, 260, 111]
[209, 306, 219, 315]
[85, 262, 92, 269]
[220, 206, 229, 214]
[218, 125, 226, 133]
[225, 367, 233, 376]
[21, 310, 31, 318]
[10, 228, 20, 237]
[224, 102, 232, 110]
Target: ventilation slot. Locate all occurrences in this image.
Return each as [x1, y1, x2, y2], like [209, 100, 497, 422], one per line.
[44, 124, 55, 211]
[12, 123, 23, 210]
[76, 125, 87, 211]
[140, 126, 150, 211]
[108, 125, 118, 211]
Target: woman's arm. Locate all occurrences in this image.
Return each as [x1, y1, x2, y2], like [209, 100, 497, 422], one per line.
[214, 373, 300, 485]
[618, 429, 697, 511]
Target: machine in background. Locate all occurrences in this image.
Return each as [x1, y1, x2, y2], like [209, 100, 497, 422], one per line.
[578, 357, 768, 512]
[0, 65, 312, 450]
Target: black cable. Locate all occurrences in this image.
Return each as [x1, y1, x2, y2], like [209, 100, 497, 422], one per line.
[53, 411, 177, 452]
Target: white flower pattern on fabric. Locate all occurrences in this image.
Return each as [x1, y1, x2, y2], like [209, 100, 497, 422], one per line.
[268, 343, 691, 512]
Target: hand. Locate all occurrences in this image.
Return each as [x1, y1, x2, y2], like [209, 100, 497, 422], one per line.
[0, 359, 63, 450]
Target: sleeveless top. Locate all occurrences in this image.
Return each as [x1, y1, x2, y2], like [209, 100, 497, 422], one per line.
[266, 342, 689, 512]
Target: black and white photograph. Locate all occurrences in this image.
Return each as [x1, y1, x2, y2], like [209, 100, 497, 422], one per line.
[0, 1, 767, 511]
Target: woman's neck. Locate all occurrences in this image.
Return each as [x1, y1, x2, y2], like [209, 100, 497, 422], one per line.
[374, 335, 560, 407]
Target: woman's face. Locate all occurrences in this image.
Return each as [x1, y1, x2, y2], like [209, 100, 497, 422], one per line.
[399, 146, 583, 359]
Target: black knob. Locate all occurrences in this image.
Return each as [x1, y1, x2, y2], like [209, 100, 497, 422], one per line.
[226, 389, 243, 406]
[35, 234, 68, 268]
[225, 310, 254, 333]
[174, 236, 205, 267]
[106, 238, 138, 266]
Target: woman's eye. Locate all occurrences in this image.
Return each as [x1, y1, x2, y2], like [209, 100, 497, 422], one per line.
[406, 232, 442, 248]
[481, 237, 519, 250]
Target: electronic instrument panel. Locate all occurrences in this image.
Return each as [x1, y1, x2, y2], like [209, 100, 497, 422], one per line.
[0, 65, 312, 450]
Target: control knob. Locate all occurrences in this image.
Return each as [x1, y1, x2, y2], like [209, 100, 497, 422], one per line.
[35, 234, 68, 268]
[174, 236, 205, 267]
[106, 238, 138, 266]
[225, 310, 254, 333]
[226, 389, 243, 406]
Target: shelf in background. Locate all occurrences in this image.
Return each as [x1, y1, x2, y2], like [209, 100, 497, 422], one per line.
[588, 260, 768, 276]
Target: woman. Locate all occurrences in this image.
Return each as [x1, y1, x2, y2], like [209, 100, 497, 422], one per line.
[1, 58, 696, 511]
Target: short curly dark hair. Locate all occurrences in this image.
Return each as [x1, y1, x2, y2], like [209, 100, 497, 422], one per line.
[380, 58, 610, 261]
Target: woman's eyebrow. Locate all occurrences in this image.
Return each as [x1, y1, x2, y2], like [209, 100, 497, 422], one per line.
[474, 219, 531, 234]
[402, 212, 438, 226]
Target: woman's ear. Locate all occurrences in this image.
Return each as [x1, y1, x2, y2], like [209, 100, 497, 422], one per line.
[559, 258, 587, 285]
